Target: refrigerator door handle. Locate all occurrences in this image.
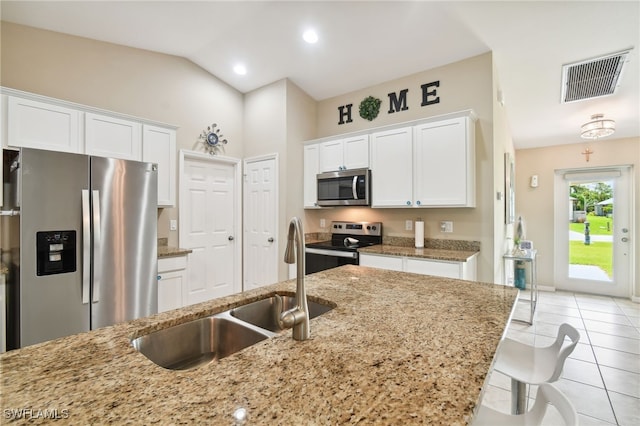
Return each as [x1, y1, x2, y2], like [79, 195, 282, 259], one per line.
[81, 190, 91, 304]
[92, 190, 101, 303]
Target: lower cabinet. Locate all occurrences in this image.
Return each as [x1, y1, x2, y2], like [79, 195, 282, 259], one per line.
[360, 253, 477, 281]
[157, 255, 188, 313]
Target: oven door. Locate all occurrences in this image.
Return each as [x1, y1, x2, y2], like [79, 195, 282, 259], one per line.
[305, 247, 358, 275]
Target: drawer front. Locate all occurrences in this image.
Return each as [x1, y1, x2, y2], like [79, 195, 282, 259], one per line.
[158, 255, 187, 273]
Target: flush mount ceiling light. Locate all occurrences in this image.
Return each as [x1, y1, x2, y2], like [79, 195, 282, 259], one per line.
[581, 114, 616, 139]
[233, 64, 247, 75]
[302, 29, 318, 44]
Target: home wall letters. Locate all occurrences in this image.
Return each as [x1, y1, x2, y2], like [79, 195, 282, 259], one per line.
[338, 80, 440, 125]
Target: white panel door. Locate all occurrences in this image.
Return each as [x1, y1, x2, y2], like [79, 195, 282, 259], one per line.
[180, 152, 241, 304]
[243, 155, 278, 291]
[85, 112, 142, 160]
[7, 96, 80, 153]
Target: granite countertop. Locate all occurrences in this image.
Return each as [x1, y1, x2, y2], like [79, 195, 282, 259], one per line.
[359, 245, 478, 262]
[157, 245, 192, 258]
[0, 266, 516, 424]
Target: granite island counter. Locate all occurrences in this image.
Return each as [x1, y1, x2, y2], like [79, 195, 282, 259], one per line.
[1, 266, 517, 424]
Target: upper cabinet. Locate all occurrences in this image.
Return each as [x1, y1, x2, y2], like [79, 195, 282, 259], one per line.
[370, 127, 413, 207]
[85, 113, 142, 161]
[2, 88, 178, 208]
[319, 134, 369, 172]
[143, 124, 176, 207]
[370, 111, 476, 208]
[7, 96, 81, 153]
[303, 144, 320, 208]
[413, 116, 475, 207]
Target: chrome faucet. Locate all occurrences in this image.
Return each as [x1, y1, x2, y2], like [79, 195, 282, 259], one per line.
[278, 217, 309, 341]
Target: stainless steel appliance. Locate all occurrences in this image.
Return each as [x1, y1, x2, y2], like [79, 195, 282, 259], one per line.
[316, 168, 371, 206]
[305, 221, 382, 274]
[3, 148, 157, 349]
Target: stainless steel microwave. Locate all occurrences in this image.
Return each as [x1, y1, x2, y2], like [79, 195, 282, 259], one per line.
[316, 168, 371, 206]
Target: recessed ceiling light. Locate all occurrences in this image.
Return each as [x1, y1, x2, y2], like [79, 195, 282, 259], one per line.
[303, 29, 318, 44]
[233, 64, 247, 75]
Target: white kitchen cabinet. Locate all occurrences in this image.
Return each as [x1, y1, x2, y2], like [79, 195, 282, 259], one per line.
[319, 134, 369, 172]
[370, 112, 475, 208]
[7, 96, 81, 153]
[158, 255, 188, 313]
[304, 144, 320, 208]
[85, 112, 142, 161]
[413, 116, 475, 207]
[370, 126, 413, 207]
[360, 252, 477, 281]
[360, 253, 404, 271]
[143, 124, 176, 207]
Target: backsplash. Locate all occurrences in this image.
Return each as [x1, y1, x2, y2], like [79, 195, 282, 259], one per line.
[383, 236, 480, 252]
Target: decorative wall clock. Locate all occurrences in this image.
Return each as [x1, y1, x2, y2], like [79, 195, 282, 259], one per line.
[198, 123, 228, 155]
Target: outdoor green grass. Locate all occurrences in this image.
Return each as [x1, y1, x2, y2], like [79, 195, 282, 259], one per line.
[569, 215, 613, 235]
[569, 215, 613, 278]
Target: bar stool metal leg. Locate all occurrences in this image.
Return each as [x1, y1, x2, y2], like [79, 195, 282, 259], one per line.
[511, 378, 527, 414]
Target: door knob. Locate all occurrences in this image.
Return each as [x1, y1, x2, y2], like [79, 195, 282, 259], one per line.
[268, 237, 274, 243]
[228, 236, 234, 241]
[621, 237, 629, 242]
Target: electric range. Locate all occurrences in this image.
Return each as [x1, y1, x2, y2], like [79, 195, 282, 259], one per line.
[305, 221, 382, 274]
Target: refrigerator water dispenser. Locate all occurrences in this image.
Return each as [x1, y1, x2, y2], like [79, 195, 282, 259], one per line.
[36, 231, 77, 276]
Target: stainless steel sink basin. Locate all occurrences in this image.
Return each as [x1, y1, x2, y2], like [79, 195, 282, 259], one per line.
[133, 295, 334, 370]
[230, 295, 333, 332]
[131, 313, 271, 370]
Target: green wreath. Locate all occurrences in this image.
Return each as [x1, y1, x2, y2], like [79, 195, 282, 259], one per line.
[359, 96, 382, 121]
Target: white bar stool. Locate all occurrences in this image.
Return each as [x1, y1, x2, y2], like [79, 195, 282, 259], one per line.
[494, 323, 580, 414]
[474, 382, 578, 425]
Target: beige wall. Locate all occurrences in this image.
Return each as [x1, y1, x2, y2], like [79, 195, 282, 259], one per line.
[515, 137, 639, 298]
[308, 53, 500, 283]
[0, 22, 245, 246]
[243, 79, 316, 281]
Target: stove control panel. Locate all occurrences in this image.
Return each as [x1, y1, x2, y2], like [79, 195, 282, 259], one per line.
[331, 221, 382, 236]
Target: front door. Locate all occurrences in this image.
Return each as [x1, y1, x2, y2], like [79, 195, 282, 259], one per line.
[554, 166, 633, 297]
[180, 151, 241, 304]
[243, 155, 278, 290]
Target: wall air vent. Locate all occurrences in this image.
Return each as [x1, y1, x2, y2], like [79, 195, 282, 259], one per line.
[561, 49, 632, 103]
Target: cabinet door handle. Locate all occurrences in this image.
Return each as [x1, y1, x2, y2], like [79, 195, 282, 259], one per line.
[406, 201, 411, 206]
[268, 237, 274, 243]
[228, 236, 234, 241]
[416, 200, 421, 206]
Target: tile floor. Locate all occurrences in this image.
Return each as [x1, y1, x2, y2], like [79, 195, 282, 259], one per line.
[480, 290, 640, 425]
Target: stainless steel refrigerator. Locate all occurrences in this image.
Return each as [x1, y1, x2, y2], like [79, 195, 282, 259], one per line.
[3, 148, 157, 349]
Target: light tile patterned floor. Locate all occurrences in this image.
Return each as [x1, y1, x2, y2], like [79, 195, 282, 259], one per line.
[480, 290, 640, 425]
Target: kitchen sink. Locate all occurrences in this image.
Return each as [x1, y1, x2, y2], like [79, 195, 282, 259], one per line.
[131, 312, 272, 370]
[132, 295, 334, 370]
[230, 295, 334, 332]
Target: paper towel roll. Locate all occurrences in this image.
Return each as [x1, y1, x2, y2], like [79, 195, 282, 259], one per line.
[415, 220, 424, 248]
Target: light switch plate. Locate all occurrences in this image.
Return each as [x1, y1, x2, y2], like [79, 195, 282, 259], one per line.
[170, 219, 177, 231]
[405, 220, 413, 231]
[440, 221, 453, 233]
[320, 218, 326, 228]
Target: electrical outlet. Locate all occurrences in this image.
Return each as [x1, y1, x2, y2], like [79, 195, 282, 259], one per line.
[170, 219, 177, 231]
[320, 218, 326, 228]
[440, 221, 453, 233]
[405, 220, 413, 231]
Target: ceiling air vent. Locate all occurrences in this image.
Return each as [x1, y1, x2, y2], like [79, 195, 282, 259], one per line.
[561, 49, 631, 103]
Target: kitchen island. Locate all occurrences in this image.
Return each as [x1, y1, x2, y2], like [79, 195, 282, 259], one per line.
[1, 266, 517, 424]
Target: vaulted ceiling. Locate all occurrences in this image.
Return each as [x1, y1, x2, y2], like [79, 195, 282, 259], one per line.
[2, 1, 638, 149]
